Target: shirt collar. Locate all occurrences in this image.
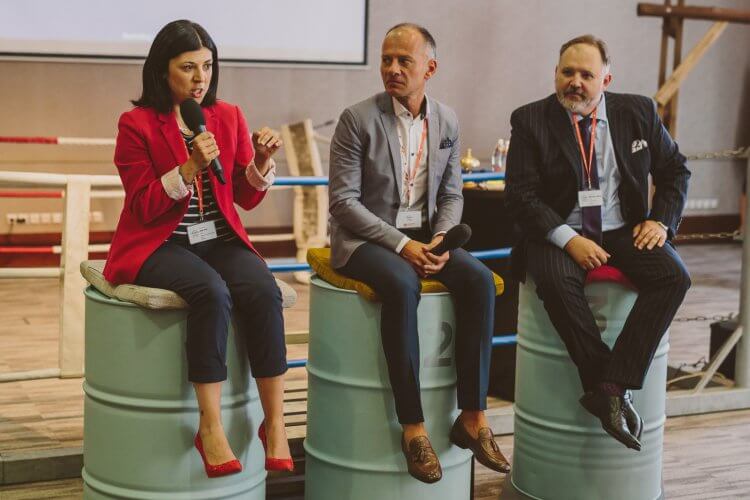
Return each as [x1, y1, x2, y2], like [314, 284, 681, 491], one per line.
[569, 93, 608, 123]
[392, 96, 430, 120]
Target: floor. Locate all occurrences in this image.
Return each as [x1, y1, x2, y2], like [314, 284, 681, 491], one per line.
[1, 243, 748, 499]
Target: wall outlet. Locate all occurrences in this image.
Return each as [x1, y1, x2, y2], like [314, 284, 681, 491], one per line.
[685, 198, 719, 210]
[7, 213, 28, 224]
[4, 211, 104, 225]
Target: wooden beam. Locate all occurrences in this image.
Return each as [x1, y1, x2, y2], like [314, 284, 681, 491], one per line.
[667, 0, 685, 135]
[654, 21, 728, 107]
[59, 177, 90, 378]
[638, 3, 750, 24]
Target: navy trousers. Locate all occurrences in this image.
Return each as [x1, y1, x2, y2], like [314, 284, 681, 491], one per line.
[135, 238, 287, 383]
[525, 226, 691, 392]
[337, 232, 496, 424]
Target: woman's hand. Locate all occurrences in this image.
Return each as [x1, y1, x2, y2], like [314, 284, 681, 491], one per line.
[180, 131, 219, 183]
[252, 127, 282, 174]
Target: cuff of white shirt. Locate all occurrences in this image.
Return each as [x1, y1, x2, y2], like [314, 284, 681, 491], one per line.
[246, 159, 276, 191]
[547, 224, 579, 250]
[161, 166, 192, 200]
[395, 236, 410, 254]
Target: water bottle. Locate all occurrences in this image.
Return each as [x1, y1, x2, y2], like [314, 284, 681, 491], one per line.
[491, 139, 507, 173]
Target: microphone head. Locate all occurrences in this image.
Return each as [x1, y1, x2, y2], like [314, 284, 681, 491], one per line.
[444, 223, 472, 249]
[179, 98, 205, 132]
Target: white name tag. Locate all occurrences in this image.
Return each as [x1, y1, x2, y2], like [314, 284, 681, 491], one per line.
[396, 209, 422, 229]
[187, 220, 218, 244]
[578, 189, 603, 208]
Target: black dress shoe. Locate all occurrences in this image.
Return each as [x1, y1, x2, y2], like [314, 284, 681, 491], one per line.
[579, 391, 642, 451]
[623, 390, 643, 440]
[449, 420, 511, 473]
[401, 435, 442, 484]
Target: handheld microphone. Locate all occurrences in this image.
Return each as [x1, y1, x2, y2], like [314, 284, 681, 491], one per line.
[179, 99, 226, 184]
[430, 223, 472, 256]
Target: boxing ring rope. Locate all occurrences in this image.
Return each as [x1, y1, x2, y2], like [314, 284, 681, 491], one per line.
[1, 137, 749, 419]
[0, 168, 511, 384]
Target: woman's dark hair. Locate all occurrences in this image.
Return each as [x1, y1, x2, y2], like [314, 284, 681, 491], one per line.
[132, 20, 219, 113]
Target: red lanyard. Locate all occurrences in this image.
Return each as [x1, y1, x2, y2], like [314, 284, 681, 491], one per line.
[571, 110, 598, 190]
[404, 118, 428, 205]
[194, 173, 205, 221]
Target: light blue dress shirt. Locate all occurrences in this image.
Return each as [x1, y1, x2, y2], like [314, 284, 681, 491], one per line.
[547, 94, 627, 249]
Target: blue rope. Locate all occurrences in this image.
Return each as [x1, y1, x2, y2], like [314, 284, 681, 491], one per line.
[268, 247, 511, 273]
[274, 172, 504, 187]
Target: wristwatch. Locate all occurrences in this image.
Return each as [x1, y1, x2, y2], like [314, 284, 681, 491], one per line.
[654, 220, 668, 232]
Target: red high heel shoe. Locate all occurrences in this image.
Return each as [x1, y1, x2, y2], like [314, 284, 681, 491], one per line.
[194, 433, 243, 478]
[258, 420, 294, 472]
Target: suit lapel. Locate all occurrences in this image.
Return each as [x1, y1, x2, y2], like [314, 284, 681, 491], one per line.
[377, 93, 403, 199]
[426, 97, 439, 201]
[158, 111, 189, 167]
[548, 97, 582, 185]
[604, 94, 632, 180]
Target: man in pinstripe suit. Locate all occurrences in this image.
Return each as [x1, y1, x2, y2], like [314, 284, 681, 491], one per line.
[505, 35, 691, 450]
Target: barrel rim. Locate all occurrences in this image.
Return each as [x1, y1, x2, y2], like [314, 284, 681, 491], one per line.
[83, 381, 257, 410]
[303, 440, 471, 473]
[307, 364, 456, 390]
[82, 466, 266, 499]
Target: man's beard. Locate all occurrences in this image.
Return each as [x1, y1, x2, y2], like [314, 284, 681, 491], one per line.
[556, 89, 595, 114]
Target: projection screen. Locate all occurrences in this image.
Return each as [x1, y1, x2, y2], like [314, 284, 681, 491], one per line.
[0, 0, 368, 66]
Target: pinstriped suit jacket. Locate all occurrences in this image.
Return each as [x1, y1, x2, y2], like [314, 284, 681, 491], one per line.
[505, 92, 690, 280]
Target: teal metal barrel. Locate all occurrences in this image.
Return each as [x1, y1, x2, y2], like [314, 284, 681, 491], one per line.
[304, 277, 472, 500]
[511, 280, 668, 500]
[82, 287, 265, 499]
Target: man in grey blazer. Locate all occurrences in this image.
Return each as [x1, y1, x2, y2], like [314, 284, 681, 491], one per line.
[506, 35, 691, 450]
[329, 23, 509, 483]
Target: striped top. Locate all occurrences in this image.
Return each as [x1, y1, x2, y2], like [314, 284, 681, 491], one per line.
[170, 135, 236, 244]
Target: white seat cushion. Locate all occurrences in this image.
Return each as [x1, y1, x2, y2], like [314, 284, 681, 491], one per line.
[80, 260, 297, 309]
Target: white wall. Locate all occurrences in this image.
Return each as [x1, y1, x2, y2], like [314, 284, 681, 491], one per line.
[1, 0, 748, 235]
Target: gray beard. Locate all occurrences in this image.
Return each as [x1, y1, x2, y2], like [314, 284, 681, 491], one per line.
[556, 91, 595, 114]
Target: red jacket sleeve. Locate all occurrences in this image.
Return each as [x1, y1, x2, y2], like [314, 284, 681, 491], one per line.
[114, 111, 187, 225]
[231, 106, 268, 210]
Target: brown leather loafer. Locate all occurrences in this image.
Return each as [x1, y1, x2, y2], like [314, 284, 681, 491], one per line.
[449, 420, 511, 473]
[401, 435, 442, 484]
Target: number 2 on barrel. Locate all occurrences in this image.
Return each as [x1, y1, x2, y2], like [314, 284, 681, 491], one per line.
[424, 322, 453, 367]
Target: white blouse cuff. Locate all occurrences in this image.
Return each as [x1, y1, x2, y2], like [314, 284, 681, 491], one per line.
[245, 158, 276, 191]
[161, 166, 192, 200]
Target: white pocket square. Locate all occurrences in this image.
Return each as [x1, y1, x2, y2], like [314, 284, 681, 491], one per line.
[631, 139, 648, 153]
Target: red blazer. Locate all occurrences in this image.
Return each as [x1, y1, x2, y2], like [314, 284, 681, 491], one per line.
[104, 101, 266, 284]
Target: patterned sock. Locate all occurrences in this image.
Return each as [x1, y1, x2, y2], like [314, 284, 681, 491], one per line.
[598, 382, 625, 396]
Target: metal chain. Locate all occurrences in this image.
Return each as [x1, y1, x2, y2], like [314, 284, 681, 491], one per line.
[686, 146, 749, 161]
[672, 312, 736, 323]
[674, 230, 741, 242]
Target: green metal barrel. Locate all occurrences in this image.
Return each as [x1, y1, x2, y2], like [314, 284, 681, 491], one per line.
[511, 280, 667, 500]
[304, 277, 472, 500]
[82, 287, 265, 499]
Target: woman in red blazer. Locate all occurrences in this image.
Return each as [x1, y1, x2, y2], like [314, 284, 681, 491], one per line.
[105, 20, 292, 477]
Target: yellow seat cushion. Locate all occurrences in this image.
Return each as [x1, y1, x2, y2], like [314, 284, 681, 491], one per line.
[306, 248, 504, 302]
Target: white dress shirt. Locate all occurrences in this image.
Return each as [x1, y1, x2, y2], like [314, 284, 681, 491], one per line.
[392, 97, 430, 253]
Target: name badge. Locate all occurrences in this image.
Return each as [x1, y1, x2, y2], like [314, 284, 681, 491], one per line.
[396, 209, 422, 229]
[578, 189, 603, 208]
[187, 220, 218, 245]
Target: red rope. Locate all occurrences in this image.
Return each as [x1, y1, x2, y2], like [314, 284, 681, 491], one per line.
[0, 246, 55, 254]
[0, 136, 59, 145]
[0, 190, 64, 198]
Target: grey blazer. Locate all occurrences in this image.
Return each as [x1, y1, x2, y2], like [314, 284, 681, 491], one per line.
[328, 92, 463, 269]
